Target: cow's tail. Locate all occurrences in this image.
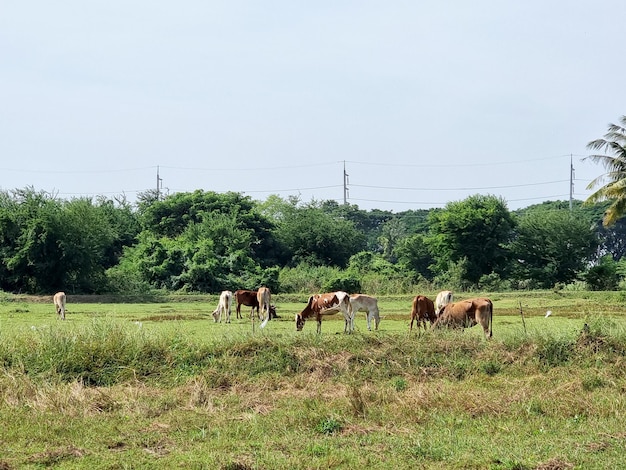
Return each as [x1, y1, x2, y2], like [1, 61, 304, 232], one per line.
[488, 300, 493, 338]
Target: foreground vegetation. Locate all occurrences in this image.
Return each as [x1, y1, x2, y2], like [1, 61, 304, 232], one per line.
[1, 292, 625, 469]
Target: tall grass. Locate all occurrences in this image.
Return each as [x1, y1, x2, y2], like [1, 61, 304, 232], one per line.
[2, 317, 625, 387]
[2, 317, 626, 469]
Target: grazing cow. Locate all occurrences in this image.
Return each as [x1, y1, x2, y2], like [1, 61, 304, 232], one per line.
[409, 295, 436, 332]
[234, 289, 259, 319]
[434, 290, 454, 317]
[257, 286, 271, 321]
[53, 292, 66, 320]
[349, 294, 380, 331]
[212, 290, 233, 323]
[433, 297, 493, 339]
[296, 291, 354, 334]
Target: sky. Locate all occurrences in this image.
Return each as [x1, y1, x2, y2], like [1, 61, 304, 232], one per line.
[1, 1, 625, 212]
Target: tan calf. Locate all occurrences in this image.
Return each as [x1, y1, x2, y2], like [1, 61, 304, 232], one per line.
[53, 292, 66, 320]
[433, 297, 493, 339]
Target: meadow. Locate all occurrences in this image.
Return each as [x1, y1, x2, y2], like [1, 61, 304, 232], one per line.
[0, 291, 625, 469]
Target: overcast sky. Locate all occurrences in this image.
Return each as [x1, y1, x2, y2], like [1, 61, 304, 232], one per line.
[1, 1, 624, 212]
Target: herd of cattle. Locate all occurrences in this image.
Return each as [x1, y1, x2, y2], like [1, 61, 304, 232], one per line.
[208, 288, 493, 338]
[51, 288, 493, 338]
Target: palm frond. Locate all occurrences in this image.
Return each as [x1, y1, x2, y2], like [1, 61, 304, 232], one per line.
[604, 197, 626, 226]
[584, 116, 626, 225]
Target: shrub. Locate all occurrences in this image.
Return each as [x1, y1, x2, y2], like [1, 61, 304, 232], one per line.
[321, 275, 361, 294]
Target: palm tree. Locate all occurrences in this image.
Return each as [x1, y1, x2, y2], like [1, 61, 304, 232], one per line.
[584, 115, 626, 226]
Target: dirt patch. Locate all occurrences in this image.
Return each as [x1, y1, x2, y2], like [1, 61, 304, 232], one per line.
[138, 314, 198, 322]
[27, 446, 86, 466]
[535, 457, 574, 470]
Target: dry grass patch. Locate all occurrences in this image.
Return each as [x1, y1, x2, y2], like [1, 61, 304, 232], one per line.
[534, 457, 574, 470]
[26, 446, 87, 466]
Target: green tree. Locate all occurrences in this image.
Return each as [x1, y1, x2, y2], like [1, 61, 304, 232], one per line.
[393, 233, 434, 280]
[584, 255, 619, 291]
[0, 189, 133, 293]
[584, 115, 626, 226]
[262, 197, 366, 267]
[378, 218, 407, 262]
[319, 200, 394, 251]
[509, 209, 597, 288]
[140, 190, 279, 267]
[111, 209, 265, 292]
[426, 194, 515, 285]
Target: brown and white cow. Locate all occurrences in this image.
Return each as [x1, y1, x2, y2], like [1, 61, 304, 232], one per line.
[257, 286, 271, 321]
[349, 294, 380, 331]
[433, 297, 493, 339]
[212, 290, 233, 323]
[296, 291, 353, 334]
[409, 295, 437, 332]
[434, 290, 454, 317]
[53, 291, 66, 320]
[234, 289, 259, 319]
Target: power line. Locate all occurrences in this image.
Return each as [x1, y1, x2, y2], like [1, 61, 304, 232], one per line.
[0, 166, 155, 174]
[344, 154, 588, 168]
[351, 180, 570, 191]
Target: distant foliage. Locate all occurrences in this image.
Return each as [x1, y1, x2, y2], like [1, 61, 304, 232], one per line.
[510, 209, 597, 288]
[584, 256, 619, 291]
[321, 275, 361, 294]
[427, 195, 515, 285]
[0, 189, 139, 294]
[2, 187, 626, 295]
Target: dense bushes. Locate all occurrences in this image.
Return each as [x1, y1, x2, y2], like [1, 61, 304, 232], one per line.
[2, 188, 625, 295]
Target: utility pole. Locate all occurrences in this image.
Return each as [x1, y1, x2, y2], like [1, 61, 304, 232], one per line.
[156, 166, 163, 200]
[569, 155, 573, 212]
[343, 161, 349, 205]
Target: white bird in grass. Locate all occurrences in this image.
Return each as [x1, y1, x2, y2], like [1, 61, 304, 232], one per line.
[545, 310, 552, 318]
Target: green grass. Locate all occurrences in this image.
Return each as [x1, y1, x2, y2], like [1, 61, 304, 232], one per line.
[1, 292, 626, 468]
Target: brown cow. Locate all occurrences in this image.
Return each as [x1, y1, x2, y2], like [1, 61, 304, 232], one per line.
[296, 291, 353, 334]
[409, 295, 436, 332]
[234, 289, 259, 319]
[433, 297, 493, 339]
[257, 286, 271, 321]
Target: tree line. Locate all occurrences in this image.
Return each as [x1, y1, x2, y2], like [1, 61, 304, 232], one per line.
[1, 186, 625, 295]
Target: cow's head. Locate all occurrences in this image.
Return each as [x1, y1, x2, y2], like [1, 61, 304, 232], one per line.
[211, 309, 220, 322]
[295, 313, 305, 331]
[269, 304, 278, 318]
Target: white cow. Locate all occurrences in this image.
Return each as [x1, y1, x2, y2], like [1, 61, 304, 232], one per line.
[349, 294, 380, 331]
[53, 292, 66, 320]
[434, 290, 454, 317]
[257, 286, 271, 321]
[212, 290, 233, 323]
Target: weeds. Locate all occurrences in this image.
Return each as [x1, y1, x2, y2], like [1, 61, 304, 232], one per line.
[315, 417, 343, 435]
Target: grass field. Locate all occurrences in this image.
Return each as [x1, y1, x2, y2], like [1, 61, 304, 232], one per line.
[1, 291, 625, 469]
